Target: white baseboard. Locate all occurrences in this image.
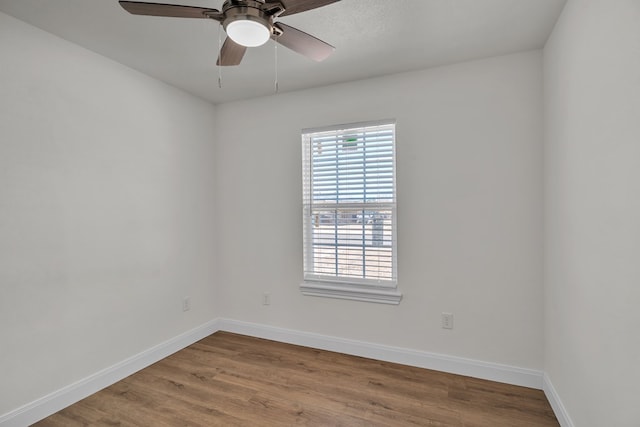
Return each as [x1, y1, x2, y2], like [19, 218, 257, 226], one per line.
[543, 373, 575, 427]
[0, 319, 220, 427]
[217, 318, 544, 390]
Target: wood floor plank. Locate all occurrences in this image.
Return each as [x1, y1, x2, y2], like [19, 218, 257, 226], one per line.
[33, 332, 559, 426]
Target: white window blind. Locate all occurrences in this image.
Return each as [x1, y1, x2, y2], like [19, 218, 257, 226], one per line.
[302, 120, 397, 291]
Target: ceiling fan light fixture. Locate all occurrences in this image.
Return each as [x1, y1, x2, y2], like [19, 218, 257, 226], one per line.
[119, 0, 340, 67]
[226, 18, 270, 47]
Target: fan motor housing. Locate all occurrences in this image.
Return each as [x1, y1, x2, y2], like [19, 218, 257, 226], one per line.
[221, 0, 273, 34]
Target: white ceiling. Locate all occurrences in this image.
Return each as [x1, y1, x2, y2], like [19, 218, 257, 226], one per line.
[0, 0, 566, 104]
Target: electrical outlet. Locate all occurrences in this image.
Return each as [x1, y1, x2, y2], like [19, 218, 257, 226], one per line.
[442, 312, 454, 329]
[262, 293, 271, 306]
[183, 296, 191, 312]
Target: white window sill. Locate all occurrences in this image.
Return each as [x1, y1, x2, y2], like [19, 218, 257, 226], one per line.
[300, 282, 402, 305]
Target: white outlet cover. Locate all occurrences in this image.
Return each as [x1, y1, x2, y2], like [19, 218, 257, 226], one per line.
[442, 312, 454, 329]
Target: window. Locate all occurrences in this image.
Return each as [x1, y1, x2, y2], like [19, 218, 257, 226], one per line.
[301, 120, 401, 304]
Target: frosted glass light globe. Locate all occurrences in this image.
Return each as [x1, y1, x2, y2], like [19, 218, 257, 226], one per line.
[227, 19, 270, 47]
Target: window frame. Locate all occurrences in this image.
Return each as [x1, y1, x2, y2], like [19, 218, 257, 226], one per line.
[300, 119, 402, 304]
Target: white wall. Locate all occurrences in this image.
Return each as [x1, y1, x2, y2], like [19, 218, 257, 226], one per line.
[544, 1, 640, 426]
[215, 51, 544, 370]
[0, 12, 218, 415]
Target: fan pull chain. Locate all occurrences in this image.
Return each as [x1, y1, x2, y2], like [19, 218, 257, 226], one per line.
[217, 23, 222, 89]
[274, 39, 279, 94]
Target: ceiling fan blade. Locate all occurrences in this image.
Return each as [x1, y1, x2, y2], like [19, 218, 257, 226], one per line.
[217, 37, 247, 66]
[119, 1, 221, 19]
[265, 0, 340, 17]
[273, 23, 335, 62]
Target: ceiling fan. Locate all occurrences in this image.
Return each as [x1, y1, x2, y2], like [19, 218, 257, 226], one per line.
[119, 0, 340, 66]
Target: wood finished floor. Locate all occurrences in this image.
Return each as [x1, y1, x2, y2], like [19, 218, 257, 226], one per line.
[34, 332, 559, 426]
